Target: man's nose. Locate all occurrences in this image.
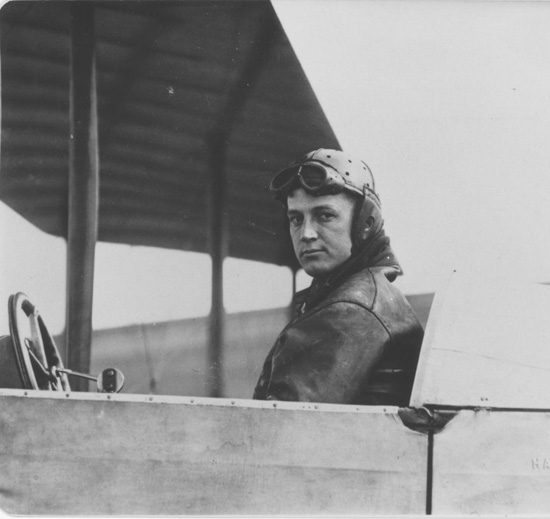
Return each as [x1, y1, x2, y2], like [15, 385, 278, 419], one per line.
[300, 218, 318, 241]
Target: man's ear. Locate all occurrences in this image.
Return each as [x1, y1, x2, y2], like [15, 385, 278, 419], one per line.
[362, 216, 375, 239]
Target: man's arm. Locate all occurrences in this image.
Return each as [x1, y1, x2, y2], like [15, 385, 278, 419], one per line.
[262, 302, 391, 404]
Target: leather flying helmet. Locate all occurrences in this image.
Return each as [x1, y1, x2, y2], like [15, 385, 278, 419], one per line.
[270, 148, 383, 252]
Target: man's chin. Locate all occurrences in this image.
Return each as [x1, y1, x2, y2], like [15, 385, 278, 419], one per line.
[299, 255, 351, 278]
[300, 260, 331, 278]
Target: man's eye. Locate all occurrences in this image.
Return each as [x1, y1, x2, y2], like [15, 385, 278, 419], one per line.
[288, 215, 302, 226]
[319, 212, 335, 221]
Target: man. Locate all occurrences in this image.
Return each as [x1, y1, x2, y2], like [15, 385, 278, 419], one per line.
[253, 149, 423, 406]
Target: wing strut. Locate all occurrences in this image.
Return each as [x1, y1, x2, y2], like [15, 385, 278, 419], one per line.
[65, 2, 99, 390]
[206, 4, 277, 397]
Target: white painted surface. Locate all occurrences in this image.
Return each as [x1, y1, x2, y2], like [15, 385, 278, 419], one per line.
[411, 270, 550, 409]
[433, 409, 550, 515]
[0, 390, 426, 515]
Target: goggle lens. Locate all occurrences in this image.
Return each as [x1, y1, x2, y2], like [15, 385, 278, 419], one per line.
[270, 164, 338, 195]
[299, 165, 325, 190]
[270, 166, 300, 191]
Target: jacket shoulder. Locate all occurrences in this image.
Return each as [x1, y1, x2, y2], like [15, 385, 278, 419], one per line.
[321, 267, 422, 334]
[321, 267, 378, 309]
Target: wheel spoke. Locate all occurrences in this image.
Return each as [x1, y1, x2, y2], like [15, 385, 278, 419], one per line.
[25, 340, 54, 385]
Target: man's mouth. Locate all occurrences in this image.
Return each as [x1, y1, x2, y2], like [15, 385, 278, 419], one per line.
[301, 249, 323, 258]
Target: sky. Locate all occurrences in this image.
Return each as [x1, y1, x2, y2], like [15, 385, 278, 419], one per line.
[2, 0, 550, 334]
[274, 0, 550, 296]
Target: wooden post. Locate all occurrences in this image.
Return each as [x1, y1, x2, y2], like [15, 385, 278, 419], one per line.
[207, 138, 227, 398]
[205, 7, 276, 398]
[66, 3, 99, 391]
[205, 9, 275, 398]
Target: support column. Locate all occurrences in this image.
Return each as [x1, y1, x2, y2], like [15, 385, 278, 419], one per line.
[207, 138, 227, 398]
[205, 6, 276, 398]
[66, 2, 99, 391]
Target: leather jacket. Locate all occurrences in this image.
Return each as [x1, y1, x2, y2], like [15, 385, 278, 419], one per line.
[253, 234, 424, 406]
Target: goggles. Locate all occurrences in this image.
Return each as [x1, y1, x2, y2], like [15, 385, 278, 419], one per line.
[270, 163, 363, 199]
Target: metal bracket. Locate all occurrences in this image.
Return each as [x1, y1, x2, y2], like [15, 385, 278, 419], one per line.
[398, 406, 456, 434]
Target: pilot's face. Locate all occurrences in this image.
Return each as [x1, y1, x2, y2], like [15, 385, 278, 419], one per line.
[287, 188, 355, 277]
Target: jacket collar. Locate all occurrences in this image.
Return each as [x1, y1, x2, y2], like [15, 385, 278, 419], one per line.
[294, 228, 401, 313]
